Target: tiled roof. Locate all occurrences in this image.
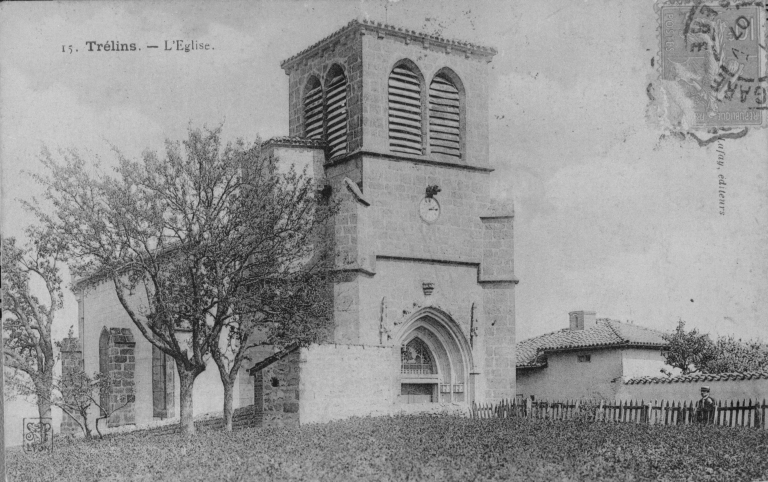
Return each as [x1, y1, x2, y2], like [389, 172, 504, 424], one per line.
[281, 19, 497, 71]
[516, 319, 668, 368]
[624, 370, 768, 385]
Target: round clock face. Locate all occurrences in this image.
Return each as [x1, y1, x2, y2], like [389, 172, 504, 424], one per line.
[419, 197, 440, 223]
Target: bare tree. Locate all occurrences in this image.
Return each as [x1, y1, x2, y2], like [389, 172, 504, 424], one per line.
[29, 126, 334, 434]
[35, 359, 129, 440]
[210, 267, 334, 431]
[2, 229, 67, 421]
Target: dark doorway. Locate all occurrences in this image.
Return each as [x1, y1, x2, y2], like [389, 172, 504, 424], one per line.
[400, 383, 435, 403]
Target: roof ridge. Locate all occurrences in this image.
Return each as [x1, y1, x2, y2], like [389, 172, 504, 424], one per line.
[604, 319, 626, 343]
[624, 369, 768, 385]
[280, 18, 497, 71]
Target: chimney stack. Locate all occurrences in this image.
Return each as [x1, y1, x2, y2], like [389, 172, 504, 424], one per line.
[569, 311, 597, 330]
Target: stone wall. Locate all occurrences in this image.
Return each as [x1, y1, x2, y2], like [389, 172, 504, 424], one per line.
[285, 27, 363, 154]
[359, 29, 491, 166]
[299, 344, 399, 425]
[100, 327, 136, 428]
[78, 281, 155, 429]
[253, 349, 301, 428]
[617, 372, 768, 402]
[59, 337, 83, 436]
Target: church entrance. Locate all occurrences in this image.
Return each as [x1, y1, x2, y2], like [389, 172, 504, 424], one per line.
[396, 308, 473, 405]
[400, 338, 437, 403]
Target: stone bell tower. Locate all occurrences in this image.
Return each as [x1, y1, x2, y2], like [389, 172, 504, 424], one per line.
[279, 19, 517, 403]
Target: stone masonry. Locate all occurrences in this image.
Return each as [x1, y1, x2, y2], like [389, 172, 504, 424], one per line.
[253, 349, 301, 428]
[280, 20, 516, 404]
[100, 327, 136, 428]
[59, 337, 83, 436]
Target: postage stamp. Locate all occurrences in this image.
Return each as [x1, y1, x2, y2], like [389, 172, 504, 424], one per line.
[22, 418, 53, 454]
[651, 1, 767, 137]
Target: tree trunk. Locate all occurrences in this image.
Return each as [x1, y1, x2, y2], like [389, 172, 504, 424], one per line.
[35, 385, 52, 420]
[222, 377, 234, 432]
[178, 368, 197, 435]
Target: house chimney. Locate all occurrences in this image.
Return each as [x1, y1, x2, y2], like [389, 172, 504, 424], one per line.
[569, 311, 597, 330]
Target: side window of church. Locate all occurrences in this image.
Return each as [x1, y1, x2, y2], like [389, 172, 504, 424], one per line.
[152, 345, 175, 418]
[304, 77, 323, 140]
[98, 329, 109, 416]
[325, 66, 348, 159]
[429, 73, 461, 158]
[388, 64, 423, 155]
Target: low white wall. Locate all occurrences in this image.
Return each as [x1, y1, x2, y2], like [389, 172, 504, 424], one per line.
[617, 376, 768, 402]
[299, 344, 399, 424]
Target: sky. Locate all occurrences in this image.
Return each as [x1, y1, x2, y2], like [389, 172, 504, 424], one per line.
[1, 0, 767, 442]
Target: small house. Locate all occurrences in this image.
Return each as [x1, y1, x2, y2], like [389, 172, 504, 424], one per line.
[516, 311, 669, 400]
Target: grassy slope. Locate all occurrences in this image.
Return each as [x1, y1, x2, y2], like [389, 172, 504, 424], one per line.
[7, 415, 768, 481]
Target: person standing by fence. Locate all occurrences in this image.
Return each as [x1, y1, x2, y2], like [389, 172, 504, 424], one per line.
[695, 386, 717, 425]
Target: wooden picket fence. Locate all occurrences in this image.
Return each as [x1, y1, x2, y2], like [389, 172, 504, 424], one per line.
[471, 397, 768, 429]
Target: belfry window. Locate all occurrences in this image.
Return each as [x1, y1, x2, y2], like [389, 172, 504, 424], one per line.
[325, 66, 348, 159]
[303, 77, 323, 140]
[401, 338, 436, 375]
[388, 64, 423, 155]
[429, 73, 461, 157]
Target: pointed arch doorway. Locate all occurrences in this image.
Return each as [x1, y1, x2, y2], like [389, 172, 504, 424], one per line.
[397, 308, 473, 405]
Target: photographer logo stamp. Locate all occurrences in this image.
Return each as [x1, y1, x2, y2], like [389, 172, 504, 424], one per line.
[23, 418, 53, 454]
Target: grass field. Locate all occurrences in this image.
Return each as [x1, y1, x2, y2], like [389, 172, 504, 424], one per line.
[7, 415, 768, 481]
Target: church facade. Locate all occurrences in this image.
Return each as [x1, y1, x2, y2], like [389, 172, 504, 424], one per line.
[62, 19, 517, 433]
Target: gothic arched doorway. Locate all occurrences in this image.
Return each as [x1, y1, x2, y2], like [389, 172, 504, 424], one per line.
[397, 308, 473, 405]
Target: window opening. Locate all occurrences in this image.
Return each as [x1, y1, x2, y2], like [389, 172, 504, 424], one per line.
[429, 74, 461, 157]
[325, 68, 348, 159]
[389, 65, 423, 155]
[152, 344, 174, 418]
[401, 338, 436, 375]
[304, 78, 324, 140]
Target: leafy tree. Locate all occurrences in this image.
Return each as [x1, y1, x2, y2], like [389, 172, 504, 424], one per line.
[2, 229, 67, 420]
[700, 336, 768, 373]
[662, 320, 768, 374]
[661, 320, 717, 375]
[29, 126, 334, 434]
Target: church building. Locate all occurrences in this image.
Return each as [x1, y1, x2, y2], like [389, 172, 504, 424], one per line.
[62, 19, 517, 433]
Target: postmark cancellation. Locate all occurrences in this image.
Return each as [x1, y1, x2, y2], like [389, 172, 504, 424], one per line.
[651, 1, 767, 136]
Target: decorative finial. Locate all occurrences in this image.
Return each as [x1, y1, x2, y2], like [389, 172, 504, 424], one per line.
[425, 185, 441, 198]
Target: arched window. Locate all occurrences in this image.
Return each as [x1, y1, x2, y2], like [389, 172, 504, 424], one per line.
[325, 66, 348, 159]
[429, 73, 461, 158]
[401, 338, 436, 375]
[388, 64, 423, 155]
[303, 77, 323, 140]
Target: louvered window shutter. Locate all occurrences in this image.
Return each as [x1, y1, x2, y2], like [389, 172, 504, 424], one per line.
[304, 80, 324, 140]
[389, 66, 423, 155]
[325, 71, 348, 159]
[429, 75, 461, 157]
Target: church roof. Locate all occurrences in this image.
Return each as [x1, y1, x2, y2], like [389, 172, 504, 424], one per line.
[624, 370, 768, 385]
[281, 18, 497, 71]
[516, 319, 668, 368]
